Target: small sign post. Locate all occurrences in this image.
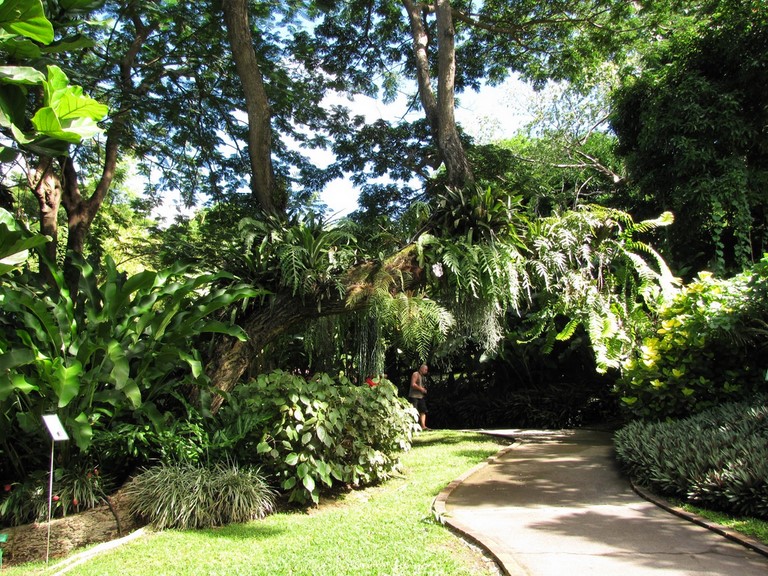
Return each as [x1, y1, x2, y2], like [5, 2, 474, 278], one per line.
[42, 414, 69, 565]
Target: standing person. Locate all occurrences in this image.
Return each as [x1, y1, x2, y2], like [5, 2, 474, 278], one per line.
[408, 363, 430, 430]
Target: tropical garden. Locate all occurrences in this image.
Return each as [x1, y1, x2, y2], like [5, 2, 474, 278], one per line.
[0, 0, 767, 571]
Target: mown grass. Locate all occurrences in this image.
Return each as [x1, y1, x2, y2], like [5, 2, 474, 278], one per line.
[5, 430, 507, 576]
[677, 503, 768, 546]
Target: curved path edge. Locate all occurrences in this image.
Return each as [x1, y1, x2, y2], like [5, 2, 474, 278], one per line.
[432, 431, 768, 576]
[629, 482, 768, 559]
[432, 441, 523, 576]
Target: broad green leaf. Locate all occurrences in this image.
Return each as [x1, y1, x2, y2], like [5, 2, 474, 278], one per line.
[70, 412, 93, 451]
[0, 232, 49, 274]
[302, 474, 315, 493]
[0, 65, 45, 85]
[0, 372, 38, 401]
[117, 378, 141, 408]
[0, 146, 18, 162]
[53, 359, 82, 407]
[140, 401, 164, 429]
[196, 320, 247, 340]
[0, 0, 54, 44]
[40, 33, 94, 54]
[54, 89, 108, 122]
[256, 441, 271, 454]
[316, 425, 329, 446]
[107, 339, 129, 384]
[179, 350, 202, 378]
[281, 476, 296, 490]
[31, 107, 85, 143]
[285, 452, 299, 466]
[23, 136, 70, 156]
[0, 347, 35, 370]
[0, 36, 41, 59]
[59, 0, 106, 11]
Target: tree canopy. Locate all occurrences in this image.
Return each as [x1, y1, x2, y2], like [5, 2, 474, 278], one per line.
[1, 0, 764, 457]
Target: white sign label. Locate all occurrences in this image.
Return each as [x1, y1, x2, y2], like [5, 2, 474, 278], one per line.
[42, 414, 69, 441]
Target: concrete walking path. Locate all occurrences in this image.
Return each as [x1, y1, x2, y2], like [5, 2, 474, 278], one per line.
[434, 429, 768, 576]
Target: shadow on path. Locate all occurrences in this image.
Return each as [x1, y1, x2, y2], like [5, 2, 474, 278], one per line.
[437, 429, 768, 576]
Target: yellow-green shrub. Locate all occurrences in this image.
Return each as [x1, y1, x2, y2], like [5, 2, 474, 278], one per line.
[615, 256, 768, 420]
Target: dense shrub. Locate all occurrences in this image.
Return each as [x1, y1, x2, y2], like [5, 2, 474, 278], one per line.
[214, 370, 417, 504]
[124, 462, 275, 530]
[614, 398, 768, 518]
[614, 256, 768, 420]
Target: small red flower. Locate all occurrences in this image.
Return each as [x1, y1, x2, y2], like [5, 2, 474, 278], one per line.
[52, 495, 60, 502]
[72, 498, 79, 506]
[365, 376, 377, 388]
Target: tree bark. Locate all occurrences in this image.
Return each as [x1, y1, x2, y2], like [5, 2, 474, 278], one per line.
[434, 0, 473, 187]
[28, 156, 61, 285]
[403, 0, 438, 133]
[402, 0, 473, 188]
[222, 0, 279, 213]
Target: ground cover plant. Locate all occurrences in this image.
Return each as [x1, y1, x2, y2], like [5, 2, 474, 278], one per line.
[2, 430, 506, 576]
[614, 398, 768, 519]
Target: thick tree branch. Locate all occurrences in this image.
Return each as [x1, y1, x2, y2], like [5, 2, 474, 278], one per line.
[206, 246, 425, 410]
[222, 0, 278, 214]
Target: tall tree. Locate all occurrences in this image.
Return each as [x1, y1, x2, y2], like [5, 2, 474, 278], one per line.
[2, 0, 688, 401]
[611, 0, 768, 275]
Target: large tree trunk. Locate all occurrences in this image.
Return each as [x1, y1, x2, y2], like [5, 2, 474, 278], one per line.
[402, 0, 473, 188]
[222, 0, 280, 213]
[28, 156, 62, 285]
[403, 0, 438, 133]
[434, 0, 473, 187]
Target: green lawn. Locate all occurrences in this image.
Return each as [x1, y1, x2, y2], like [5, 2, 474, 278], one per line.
[677, 503, 768, 547]
[6, 430, 507, 576]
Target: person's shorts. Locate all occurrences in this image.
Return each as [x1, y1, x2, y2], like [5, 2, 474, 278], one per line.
[409, 397, 428, 413]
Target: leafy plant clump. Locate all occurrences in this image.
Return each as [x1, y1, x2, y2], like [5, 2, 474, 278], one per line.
[1, 460, 109, 527]
[214, 370, 418, 505]
[614, 398, 768, 519]
[124, 462, 275, 530]
[615, 255, 768, 420]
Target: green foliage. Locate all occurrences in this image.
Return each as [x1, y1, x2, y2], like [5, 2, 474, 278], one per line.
[0, 207, 49, 275]
[0, 458, 108, 526]
[614, 398, 768, 518]
[215, 370, 417, 505]
[0, 223, 261, 478]
[0, 0, 107, 157]
[430, 184, 526, 241]
[239, 213, 360, 302]
[611, 0, 768, 274]
[520, 206, 678, 371]
[92, 418, 211, 474]
[615, 255, 768, 420]
[423, 196, 678, 370]
[124, 462, 275, 530]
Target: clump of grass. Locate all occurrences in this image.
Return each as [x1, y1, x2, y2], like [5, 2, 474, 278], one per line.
[124, 462, 275, 530]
